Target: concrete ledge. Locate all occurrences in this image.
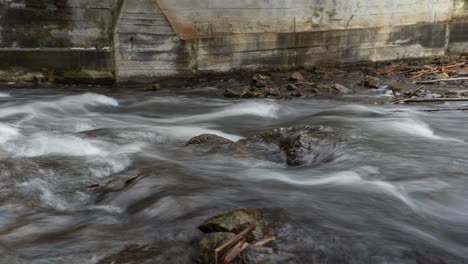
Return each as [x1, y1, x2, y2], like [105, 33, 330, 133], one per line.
[0, 49, 115, 84]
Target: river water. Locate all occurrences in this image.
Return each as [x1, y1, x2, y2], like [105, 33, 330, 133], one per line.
[0, 88, 467, 264]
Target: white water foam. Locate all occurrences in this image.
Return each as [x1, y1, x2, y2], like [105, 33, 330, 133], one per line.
[150, 126, 244, 142]
[161, 101, 283, 123]
[245, 168, 415, 209]
[0, 93, 118, 118]
[20, 179, 69, 210]
[5, 133, 105, 157]
[0, 123, 19, 144]
[0, 92, 10, 98]
[372, 118, 462, 142]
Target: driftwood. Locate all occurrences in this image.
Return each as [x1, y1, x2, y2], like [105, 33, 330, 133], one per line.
[393, 86, 425, 104]
[215, 225, 256, 264]
[401, 98, 468, 103]
[421, 107, 468, 112]
[222, 241, 250, 264]
[410, 63, 464, 79]
[415, 77, 468, 84]
[214, 225, 276, 264]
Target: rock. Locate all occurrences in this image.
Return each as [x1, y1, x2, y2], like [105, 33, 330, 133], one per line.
[266, 87, 281, 97]
[187, 134, 234, 146]
[98, 242, 191, 264]
[435, 72, 450, 79]
[196, 232, 236, 264]
[200, 209, 262, 234]
[145, 82, 161, 91]
[332, 83, 351, 94]
[243, 125, 338, 167]
[252, 74, 270, 88]
[224, 89, 242, 98]
[187, 125, 339, 167]
[241, 89, 260, 98]
[288, 72, 304, 82]
[359, 76, 381, 88]
[286, 83, 297, 91]
[242, 88, 270, 98]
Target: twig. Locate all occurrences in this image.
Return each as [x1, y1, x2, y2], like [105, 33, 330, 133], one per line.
[408, 85, 425, 97]
[214, 225, 256, 264]
[222, 241, 250, 264]
[415, 77, 468, 84]
[393, 86, 425, 104]
[252, 236, 276, 247]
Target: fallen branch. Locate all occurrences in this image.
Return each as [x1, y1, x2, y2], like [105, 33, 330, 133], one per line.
[393, 86, 425, 104]
[215, 225, 256, 264]
[222, 241, 250, 264]
[402, 98, 468, 103]
[421, 107, 468, 112]
[415, 77, 468, 84]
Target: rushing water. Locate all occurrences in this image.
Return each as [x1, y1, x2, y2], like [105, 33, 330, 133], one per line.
[0, 88, 468, 264]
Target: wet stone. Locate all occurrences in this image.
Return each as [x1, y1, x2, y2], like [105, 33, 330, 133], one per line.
[200, 208, 263, 234]
[288, 72, 305, 82]
[187, 125, 339, 167]
[359, 75, 382, 88]
[196, 232, 236, 264]
[187, 134, 234, 146]
[252, 74, 271, 88]
[286, 83, 297, 91]
[223, 89, 242, 98]
[333, 83, 351, 94]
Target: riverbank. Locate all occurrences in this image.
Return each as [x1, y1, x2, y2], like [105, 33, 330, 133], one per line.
[1, 55, 467, 105]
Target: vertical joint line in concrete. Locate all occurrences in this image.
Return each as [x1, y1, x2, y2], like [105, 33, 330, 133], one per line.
[444, 23, 451, 54]
[294, 17, 298, 68]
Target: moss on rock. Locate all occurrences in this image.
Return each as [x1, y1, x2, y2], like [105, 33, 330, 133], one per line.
[199, 209, 263, 234]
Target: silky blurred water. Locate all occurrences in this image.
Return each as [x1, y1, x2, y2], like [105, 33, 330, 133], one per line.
[0, 89, 467, 264]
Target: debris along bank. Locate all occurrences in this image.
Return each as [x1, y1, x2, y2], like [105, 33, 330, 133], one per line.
[0, 0, 467, 84]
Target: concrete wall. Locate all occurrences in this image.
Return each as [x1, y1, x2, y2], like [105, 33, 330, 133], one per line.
[0, 0, 121, 83]
[0, 0, 467, 83]
[113, 0, 192, 82]
[157, 0, 456, 39]
[112, 0, 467, 80]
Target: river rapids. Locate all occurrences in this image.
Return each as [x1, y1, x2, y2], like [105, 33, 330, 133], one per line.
[0, 89, 467, 263]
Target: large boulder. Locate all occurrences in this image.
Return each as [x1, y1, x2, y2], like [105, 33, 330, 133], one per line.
[186, 125, 339, 167]
[240, 125, 338, 167]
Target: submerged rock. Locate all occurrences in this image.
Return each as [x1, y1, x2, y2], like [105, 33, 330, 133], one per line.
[98, 242, 191, 264]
